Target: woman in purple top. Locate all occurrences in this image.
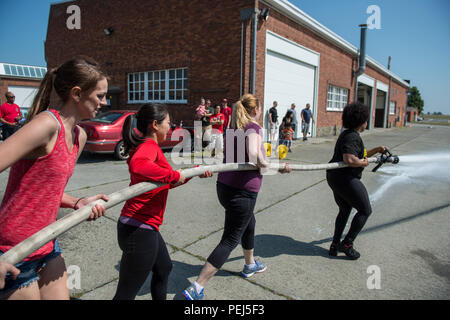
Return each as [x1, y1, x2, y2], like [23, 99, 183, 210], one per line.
[182, 94, 290, 300]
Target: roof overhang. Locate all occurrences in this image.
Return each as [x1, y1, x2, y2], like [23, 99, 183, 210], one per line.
[261, 0, 410, 88]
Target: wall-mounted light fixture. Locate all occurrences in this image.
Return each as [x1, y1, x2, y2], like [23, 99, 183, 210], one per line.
[259, 8, 270, 21]
[104, 27, 114, 35]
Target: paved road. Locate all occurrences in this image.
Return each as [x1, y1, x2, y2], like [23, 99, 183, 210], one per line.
[1, 125, 449, 300]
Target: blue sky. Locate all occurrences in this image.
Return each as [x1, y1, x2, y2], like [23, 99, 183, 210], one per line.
[0, 0, 448, 114]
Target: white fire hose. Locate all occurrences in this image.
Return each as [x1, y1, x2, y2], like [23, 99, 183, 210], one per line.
[1, 156, 396, 265]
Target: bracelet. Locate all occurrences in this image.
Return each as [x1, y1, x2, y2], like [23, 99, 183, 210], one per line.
[73, 197, 85, 209]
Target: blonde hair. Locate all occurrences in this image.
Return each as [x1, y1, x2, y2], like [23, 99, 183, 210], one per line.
[231, 93, 259, 129]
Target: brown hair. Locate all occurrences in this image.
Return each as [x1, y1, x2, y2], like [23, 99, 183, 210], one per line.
[231, 93, 259, 129]
[27, 56, 108, 122]
[122, 103, 169, 154]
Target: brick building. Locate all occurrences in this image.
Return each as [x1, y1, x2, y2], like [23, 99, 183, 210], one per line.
[45, 0, 409, 137]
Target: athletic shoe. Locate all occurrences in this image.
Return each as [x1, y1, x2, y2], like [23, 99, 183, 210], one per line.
[182, 284, 205, 300]
[241, 260, 267, 278]
[339, 243, 360, 260]
[329, 242, 339, 256]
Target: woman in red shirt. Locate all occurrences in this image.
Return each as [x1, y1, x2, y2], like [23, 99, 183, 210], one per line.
[0, 56, 109, 300]
[113, 103, 212, 300]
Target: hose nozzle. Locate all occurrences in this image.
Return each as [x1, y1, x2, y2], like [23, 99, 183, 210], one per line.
[372, 149, 400, 172]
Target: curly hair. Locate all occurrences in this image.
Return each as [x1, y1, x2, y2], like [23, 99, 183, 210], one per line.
[342, 102, 370, 130]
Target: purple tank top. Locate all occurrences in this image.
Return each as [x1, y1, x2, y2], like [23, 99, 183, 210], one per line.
[217, 122, 264, 193]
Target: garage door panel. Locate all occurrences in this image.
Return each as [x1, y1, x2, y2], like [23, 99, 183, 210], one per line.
[264, 48, 316, 139]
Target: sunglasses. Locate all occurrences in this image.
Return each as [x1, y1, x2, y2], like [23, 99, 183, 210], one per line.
[7, 96, 15, 99]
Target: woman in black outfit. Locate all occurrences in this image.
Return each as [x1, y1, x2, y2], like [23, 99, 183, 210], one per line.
[326, 102, 386, 260]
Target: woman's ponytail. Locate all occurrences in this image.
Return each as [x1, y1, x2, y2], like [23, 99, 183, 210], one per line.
[27, 68, 57, 123]
[231, 94, 258, 129]
[121, 103, 169, 154]
[122, 113, 145, 154]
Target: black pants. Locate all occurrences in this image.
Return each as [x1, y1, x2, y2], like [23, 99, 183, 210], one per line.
[207, 182, 258, 269]
[113, 222, 172, 300]
[2, 124, 18, 139]
[326, 172, 372, 245]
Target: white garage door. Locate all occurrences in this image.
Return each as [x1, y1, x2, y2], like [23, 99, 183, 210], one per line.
[264, 32, 319, 139]
[8, 85, 38, 110]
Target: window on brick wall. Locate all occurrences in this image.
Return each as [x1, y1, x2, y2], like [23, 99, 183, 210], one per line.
[389, 101, 396, 115]
[128, 67, 188, 104]
[327, 85, 348, 111]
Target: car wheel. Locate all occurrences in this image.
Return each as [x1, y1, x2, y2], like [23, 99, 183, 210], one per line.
[114, 140, 129, 160]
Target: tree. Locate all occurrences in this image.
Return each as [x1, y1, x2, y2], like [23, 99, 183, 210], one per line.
[407, 86, 424, 114]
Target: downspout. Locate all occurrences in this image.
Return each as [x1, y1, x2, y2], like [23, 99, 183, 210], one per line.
[240, 21, 244, 97]
[252, 8, 259, 95]
[353, 24, 373, 128]
[240, 8, 254, 96]
[385, 56, 392, 128]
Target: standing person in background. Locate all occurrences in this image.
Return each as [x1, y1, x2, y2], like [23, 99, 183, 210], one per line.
[0, 92, 23, 139]
[282, 122, 294, 153]
[220, 98, 232, 135]
[301, 103, 314, 141]
[202, 99, 213, 149]
[326, 102, 387, 260]
[181, 94, 290, 300]
[195, 97, 207, 151]
[289, 103, 298, 140]
[209, 105, 225, 159]
[268, 101, 279, 144]
[0, 56, 109, 300]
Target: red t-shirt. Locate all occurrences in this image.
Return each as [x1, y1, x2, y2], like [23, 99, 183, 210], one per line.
[210, 113, 224, 133]
[0, 103, 22, 123]
[221, 107, 232, 129]
[120, 139, 181, 230]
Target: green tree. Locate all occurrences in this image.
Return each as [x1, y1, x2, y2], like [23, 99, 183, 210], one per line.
[407, 86, 424, 114]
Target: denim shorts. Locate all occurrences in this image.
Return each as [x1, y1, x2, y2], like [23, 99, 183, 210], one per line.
[0, 240, 63, 295]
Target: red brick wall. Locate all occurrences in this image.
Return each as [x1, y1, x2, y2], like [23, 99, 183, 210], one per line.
[45, 0, 408, 133]
[46, 0, 255, 126]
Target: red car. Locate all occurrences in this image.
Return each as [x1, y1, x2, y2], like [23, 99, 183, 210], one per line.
[79, 110, 191, 160]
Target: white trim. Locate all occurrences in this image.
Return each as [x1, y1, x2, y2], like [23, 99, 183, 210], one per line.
[376, 81, 389, 92]
[266, 31, 319, 67]
[357, 74, 375, 87]
[127, 68, 188, 105]
[261, 0, 410, 88]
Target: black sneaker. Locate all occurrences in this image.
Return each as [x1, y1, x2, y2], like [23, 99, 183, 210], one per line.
[338, 243, 360, 260]
[329, 242, 339, 256]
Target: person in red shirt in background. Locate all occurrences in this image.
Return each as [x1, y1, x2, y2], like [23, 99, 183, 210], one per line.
[208, 105, 225, 159]
[220, 98, 232, 135]
[0, 92, 23, 139]
[113, 103, 213, 300]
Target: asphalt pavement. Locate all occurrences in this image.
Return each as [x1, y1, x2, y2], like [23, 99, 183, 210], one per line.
[1, 125, 449, 300]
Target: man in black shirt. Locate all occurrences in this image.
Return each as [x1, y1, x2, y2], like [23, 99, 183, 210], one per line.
[326, 102, 386, 260]
[268, 101, 278, 143]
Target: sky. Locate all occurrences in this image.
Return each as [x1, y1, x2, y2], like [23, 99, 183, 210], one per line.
[0, 0, 449, 114]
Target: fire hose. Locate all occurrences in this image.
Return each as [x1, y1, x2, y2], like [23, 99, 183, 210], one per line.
[0, 151, 399, 265]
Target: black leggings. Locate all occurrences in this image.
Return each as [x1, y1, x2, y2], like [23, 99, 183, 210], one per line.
[207, 182, 258, 269]
[326, 172, 372, 245]
[113, 222, 172, 300]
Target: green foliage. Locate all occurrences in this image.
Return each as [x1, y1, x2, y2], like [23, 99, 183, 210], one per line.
[407, 86, 424, 114]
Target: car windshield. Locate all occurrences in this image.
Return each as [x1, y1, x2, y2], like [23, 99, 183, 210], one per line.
[91, 112, 124, 124]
